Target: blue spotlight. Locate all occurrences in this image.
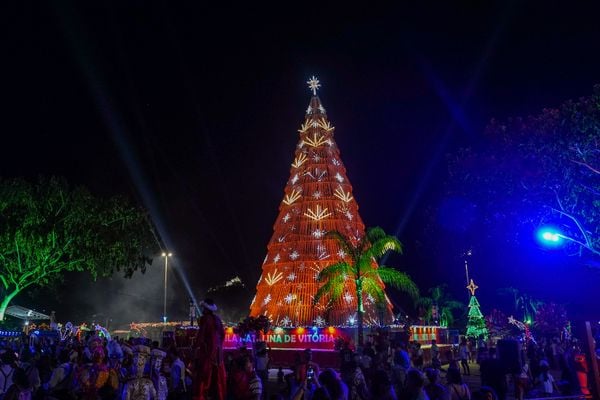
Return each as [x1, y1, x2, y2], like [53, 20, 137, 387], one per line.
[537, 227, 563, 246]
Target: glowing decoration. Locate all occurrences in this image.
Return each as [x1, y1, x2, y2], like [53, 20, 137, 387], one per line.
[307, 76, 321, 95]
[249, 79, 392, 326]
[466, 286, 489, 339]
[304, 133, 329, 148]
[292, 153, 308, 168]
[317, 118, 334, 132]
[466, 279, 479, 296]
[334, 187, 353, 203]
[537, 226, 565, 246]
[314, 316, 326, 327]
[283, 189, 302, 205]
[262, 294, 272, 306]
[265, 269, 284, 286]
[344, 292, 354, 304]
[284, 294, 296, 304]
[312, 228, 326, 239]
[304, 205, 332, 221]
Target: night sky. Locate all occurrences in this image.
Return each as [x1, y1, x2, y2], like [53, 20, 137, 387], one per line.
[3, 2, 600, 325]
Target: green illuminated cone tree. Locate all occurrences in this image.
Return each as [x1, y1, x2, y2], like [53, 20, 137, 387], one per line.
[466, 295, 489, 339]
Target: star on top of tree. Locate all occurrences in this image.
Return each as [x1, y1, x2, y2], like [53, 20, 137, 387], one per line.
[466, 279, 479, 296]
[307, 76, 321, 95]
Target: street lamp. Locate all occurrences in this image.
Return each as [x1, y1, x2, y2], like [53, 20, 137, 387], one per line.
[162, 252, 172, 323]
[537, 227, 566, 246]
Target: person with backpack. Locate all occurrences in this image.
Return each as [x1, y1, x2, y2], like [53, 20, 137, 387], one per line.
[2, 368, 31, 400]
[0, 351, 16, 399]
[47, 349, 75, 400]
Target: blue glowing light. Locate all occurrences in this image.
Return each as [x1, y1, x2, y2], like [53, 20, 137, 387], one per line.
[537, 227, 564, 246]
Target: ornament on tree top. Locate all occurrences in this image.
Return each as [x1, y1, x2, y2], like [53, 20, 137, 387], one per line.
[307, 76, 321, 95]
[467, 279, 479, 296]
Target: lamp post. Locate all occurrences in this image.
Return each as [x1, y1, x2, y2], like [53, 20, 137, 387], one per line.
[162, 252, 172, 323]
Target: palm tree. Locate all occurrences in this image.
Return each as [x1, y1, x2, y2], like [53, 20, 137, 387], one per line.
[497, 287, 544, 323]
[416, 284, 464, 327]
[313, 227, 419, 345]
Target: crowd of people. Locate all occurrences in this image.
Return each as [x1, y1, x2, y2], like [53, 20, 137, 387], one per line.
[0, 299, 595, 400]
[222, 333, 594, 400]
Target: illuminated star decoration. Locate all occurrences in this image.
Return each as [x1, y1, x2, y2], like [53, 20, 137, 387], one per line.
[466, 279, 479, 296]
[307, 76, 321, 95]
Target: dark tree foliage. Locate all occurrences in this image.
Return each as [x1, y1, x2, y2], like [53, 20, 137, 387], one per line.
[449, 85, 600, 258]
[0, 177, 157, 319]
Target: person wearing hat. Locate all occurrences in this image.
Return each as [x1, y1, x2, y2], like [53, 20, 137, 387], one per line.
[194, 299, 226, 400]
[150, 349, 168, 400]
[122, 345, 157, 400]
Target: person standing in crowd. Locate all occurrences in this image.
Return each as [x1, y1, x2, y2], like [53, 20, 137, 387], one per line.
[479, 348, 506, 400]
[122, 344, 157, 400]
[0, 351, 16, 398]
[424, 368, 449, 400]
[446, 368, 470, 400]
[151, 349, 168, 400]
[254, 342, 269, 400]
[168, 349, 186, 400]
[398, 368, 428, 400]
[3, 367, 32, 400]
[194, 299, 226, 400]
[458, 338, 470, 376]
[534, 360, 559, 397]
[229, 355, 262, 400]
[430, 340, 440, 371]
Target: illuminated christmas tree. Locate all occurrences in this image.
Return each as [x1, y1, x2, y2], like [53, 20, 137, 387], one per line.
[249, 77, 393, 327]
[465, 279, 488, 339]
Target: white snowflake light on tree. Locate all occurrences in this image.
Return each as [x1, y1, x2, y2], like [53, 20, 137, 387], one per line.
[337, 249, 347, 258]
[289, 250, 299, 260]
[344, 292, 354, 304]
[332, 158, 341, 166]
[347, 313, 357, 326]
[287, 272, 296, 281]
[291, 174, 299, 185]
[280, 316, 292, 327]
[298, 262, 306, 271]
[335, 172, 345, 183]
[318, 104, 326, 113]
[312, 153, 321, 162]
[312, 190, 322, 199]
[306, 105, 313, 114]
[314, 316, 326, 327]
[345, 210, 354, 221]
[284, 293, 295, 304]
[366, 293, 375, 304]
[282, 213, 291, 223]
[262, 294, 272, 306]
[273, 253, 281, 263]
[312, 228, 326, 239]
[342, 273, 348, 281]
